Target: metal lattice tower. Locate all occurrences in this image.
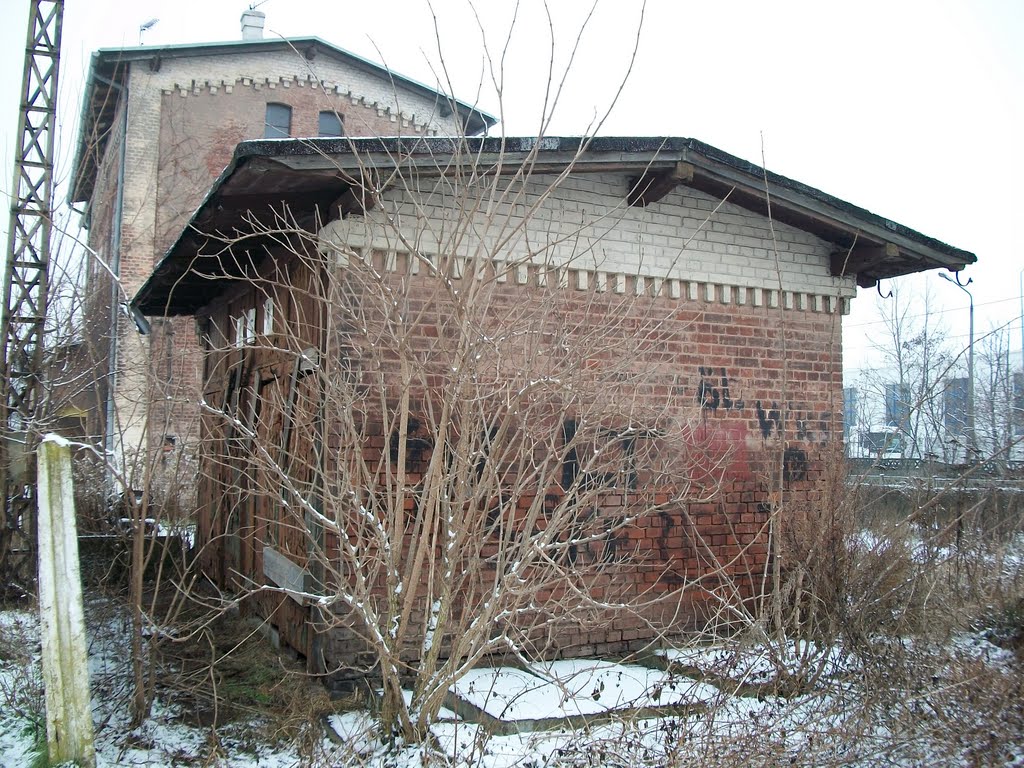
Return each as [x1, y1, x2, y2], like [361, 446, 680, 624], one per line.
[0, 0, 64, 592]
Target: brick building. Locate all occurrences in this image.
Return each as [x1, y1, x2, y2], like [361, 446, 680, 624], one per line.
[132, 136, 974, 677]
[68, 12, 491, 490]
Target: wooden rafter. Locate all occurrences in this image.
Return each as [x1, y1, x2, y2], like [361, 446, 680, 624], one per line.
[627, 162, 695, 207]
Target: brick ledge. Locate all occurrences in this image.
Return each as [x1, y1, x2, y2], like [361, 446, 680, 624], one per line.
[326, 244, 850, 315]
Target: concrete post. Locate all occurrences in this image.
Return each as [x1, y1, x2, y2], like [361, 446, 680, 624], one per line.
[37, 434, 96, 768]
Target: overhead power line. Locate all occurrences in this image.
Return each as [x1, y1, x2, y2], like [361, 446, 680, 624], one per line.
[845, 293, 1023, 330]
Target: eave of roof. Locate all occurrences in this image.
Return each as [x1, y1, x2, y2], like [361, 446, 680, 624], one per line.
[69, 37, 497, 204]
[132, 135, 976, 316]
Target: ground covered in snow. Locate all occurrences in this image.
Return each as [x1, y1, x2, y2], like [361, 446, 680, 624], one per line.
[3, 589, 1024, 767]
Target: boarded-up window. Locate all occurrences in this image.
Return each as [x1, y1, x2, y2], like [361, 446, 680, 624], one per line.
[264, 103, 292, 138]
[318, 110, 344, 137]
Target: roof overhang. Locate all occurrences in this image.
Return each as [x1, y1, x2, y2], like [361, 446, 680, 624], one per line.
[132, 136, 976, 316]
[69, 37, 497, 204]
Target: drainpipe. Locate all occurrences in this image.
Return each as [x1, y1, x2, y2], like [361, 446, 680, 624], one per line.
[105, 74, 128, 496]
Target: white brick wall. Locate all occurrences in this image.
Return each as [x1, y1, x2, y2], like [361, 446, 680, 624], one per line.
[321, 170, 858, 307]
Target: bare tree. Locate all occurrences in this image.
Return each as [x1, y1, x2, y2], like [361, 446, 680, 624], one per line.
[975, 322, 1023, 469]
[36, 211, 200, 725]
[855, 283, 957, 461]
[188, 131, 755, 740]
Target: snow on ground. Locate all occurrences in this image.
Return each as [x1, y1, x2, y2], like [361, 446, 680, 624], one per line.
[532, 658, 720, 709]
[0, 603, 312, 767]
[0, 609, 42, 767]
[451, 658, 719, 723]
[3, 594, 1023, 767]
[660, 638, 850, 688]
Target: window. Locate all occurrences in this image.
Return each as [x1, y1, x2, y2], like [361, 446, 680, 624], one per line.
[264, 103, 292, 138]
[233, 307, 256, 347]
[884, 382, 910, 428]
[262, 297, 274, 335]
[944, 378, 968, 437]
[318, 110, 344, 137]
[561, 420, 579, 490]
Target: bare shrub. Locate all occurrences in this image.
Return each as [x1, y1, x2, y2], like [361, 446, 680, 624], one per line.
[0, 610, 44, 750]
[189, 147, 741, 741]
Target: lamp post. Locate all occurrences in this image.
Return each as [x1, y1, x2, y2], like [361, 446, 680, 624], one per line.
[939, 271, 975, 460]
[1018, 269, 1023, 451]
[138, 18, 159, 45]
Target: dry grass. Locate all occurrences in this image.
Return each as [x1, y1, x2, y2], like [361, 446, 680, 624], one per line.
[6, 467, 1022, 766]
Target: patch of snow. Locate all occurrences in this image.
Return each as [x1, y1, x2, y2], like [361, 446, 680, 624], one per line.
[430, 720, 572, 768]
[532, 658, 719, 709]
[0, 609, 42, 766]
[453, 666, 589, 720]
[42, 432, 72, 448]
[423, 599, 442, 653]
[661, 640, 849, 687]
[451, 660, 716, 722]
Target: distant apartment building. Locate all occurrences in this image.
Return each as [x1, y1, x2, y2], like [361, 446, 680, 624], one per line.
[846, 367, 1023, 465]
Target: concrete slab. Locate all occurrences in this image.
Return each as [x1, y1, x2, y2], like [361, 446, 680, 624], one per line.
[443, 659, 720, 735]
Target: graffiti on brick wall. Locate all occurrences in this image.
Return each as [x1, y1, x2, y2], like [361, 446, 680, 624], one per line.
[697, 367, 832, 448]
[755, 400, 782, 437]
[783, 447, 808, 481]
[696, 367, 744, 411]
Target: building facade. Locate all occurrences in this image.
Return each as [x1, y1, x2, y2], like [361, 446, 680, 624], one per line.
[132, 136, 974, 677]
[69, 13, 491, 493]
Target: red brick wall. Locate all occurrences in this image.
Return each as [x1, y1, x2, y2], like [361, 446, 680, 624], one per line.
[144, 81, 445, 476]
[155, 84, 424, 254]
[193, 242, 843, 674]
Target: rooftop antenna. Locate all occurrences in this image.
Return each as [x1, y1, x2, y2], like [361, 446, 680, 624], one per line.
[138, 18, 159, 45]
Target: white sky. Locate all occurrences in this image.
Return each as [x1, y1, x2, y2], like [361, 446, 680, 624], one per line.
[2, 0, 1022, 378]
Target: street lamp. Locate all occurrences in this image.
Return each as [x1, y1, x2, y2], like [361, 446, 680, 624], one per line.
[139, 18, 159, 46]
[939, 270, 975, 460]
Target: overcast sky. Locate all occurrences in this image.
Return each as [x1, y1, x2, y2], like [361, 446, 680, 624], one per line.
[2, 0, 1022, 376]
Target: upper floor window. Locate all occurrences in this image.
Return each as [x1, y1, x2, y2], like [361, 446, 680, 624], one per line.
[262, 297, 274, 336]
[234, 307, 256, 347]
[318, 110, 344, 137]
[264, 103, 292, 138]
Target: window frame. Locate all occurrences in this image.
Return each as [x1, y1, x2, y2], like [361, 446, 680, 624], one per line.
[317, 110, 344, 137]
[264, 102, 292, 139]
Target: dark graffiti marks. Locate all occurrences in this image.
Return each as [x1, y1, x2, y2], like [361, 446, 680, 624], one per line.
[696, 368, 831, 448]
[755, 400, 832, 444]
[697, 367, 744, 412]
[657, 510, 675, 562]
[756, 400, 782, 438]
[783, 448, 809, 482]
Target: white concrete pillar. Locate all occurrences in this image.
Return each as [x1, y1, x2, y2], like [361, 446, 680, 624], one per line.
[37, 434, 96, 768]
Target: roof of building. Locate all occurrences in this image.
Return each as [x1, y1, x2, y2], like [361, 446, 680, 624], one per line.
[69, 37, 497, 203]
[132, 135, 976, 316]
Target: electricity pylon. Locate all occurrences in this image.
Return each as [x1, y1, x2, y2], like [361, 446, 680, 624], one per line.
[0, 0, 64, 594]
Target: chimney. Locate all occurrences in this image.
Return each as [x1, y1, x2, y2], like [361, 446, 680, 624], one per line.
[241, 9, 266, 40]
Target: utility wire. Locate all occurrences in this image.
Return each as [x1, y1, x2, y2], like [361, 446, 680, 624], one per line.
[845, 293, 1023, 329]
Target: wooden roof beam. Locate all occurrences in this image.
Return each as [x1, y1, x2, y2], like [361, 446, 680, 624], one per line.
[832, 242, 899, 286]
[329, 184, 377, 220]
[627, 162, 695, 207]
